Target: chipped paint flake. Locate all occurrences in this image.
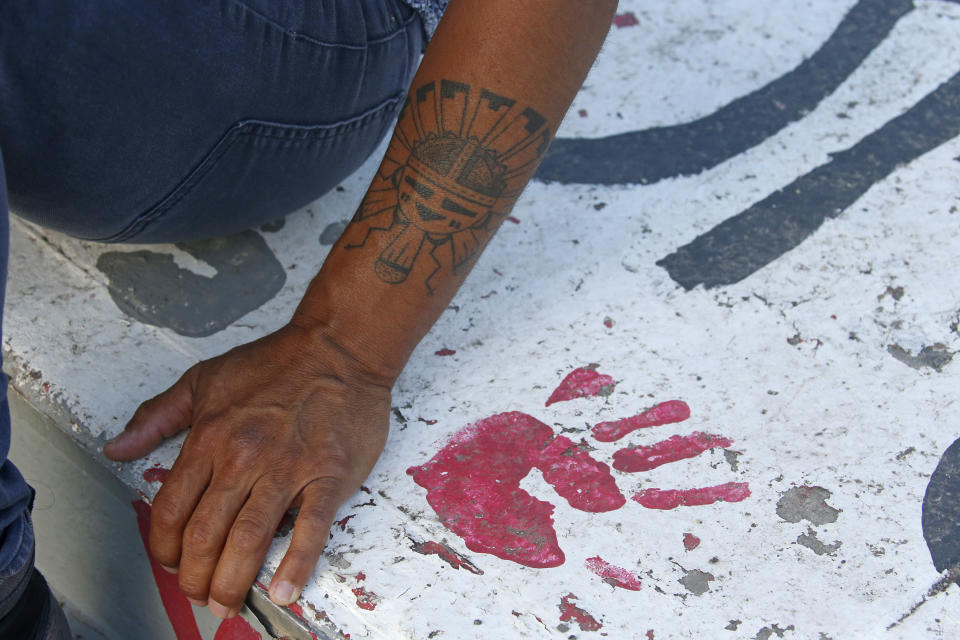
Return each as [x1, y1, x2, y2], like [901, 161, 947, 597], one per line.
[584, 556, 642, 590]
[410, 540, 483, 574]
[558, 593, 602, 632]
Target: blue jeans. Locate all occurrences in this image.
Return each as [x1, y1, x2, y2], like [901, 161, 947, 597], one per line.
[0, 0, 422, 633]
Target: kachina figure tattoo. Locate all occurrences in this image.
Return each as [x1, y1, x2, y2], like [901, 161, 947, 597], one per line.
[343, 80, 552, 292]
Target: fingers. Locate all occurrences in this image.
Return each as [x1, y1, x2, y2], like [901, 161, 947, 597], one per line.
[206, 479, 296, 616]
[175, 483, 252, 609]
[148, 443, 213, 573]
[104, 368, 196, 461]
[268, 479, 343, 607]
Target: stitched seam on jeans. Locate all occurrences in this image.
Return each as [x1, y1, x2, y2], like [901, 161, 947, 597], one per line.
[101, 93, 404, 243]
[239, 101, 399, 140]
[228, 0, 419, 51]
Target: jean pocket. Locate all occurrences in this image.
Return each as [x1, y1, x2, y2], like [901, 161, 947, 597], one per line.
[105, 91, 405, 244]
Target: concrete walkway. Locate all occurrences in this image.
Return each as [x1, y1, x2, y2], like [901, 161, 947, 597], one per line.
[6, 1, 960, 638]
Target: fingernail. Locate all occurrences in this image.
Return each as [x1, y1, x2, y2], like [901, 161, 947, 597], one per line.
[159, 564, 178, 574]
[187, 598, 207, 607]
[208, 600, 233, 619]
[269, 580, 299, 606]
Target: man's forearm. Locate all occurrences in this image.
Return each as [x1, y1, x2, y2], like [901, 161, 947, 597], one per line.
[294, 0, 618, 379]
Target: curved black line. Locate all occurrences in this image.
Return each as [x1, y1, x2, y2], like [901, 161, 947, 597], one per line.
[657, 69, 960, 290]
[535, 0, 915, 185]
[923, 437, 960, 582]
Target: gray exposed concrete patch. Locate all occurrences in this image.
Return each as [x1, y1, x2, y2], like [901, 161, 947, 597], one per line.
[678, 569, 715, 595]
[319, 220, 349, 245]
[96, 230, 286, 337]
[796, 528, 842, 556]
[725, 620, 742, 631]
[776, 486, 841, 525]
[326, 552, 353, 570]
[724, 449, 741, 472]
[754, 624, 794, 640]
[887, 343, 954, 372]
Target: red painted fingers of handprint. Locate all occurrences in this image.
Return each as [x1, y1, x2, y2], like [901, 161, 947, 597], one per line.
[602, 400, 750, 510]
[612, 432, 733, 472]
[634, 483, 751, 510]
[406, 412, 624, 568]
[545, 365, 616, 406]
[591, 400, 690, 441]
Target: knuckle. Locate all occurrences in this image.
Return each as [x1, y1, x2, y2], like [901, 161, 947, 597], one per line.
[209, 581, 245, 611]
[150, 496, 186, 536]
[308, 474, 345, 496]
[178, 573, 210, 600]
[184, 519, 221, 557]
[130, 398, 157, 423]
[312, 447, 352, 478]
[222, 426, 270, 469]
[230, 515, 271, 554]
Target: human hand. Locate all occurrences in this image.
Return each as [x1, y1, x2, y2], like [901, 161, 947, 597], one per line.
[104, 322, 393, 618]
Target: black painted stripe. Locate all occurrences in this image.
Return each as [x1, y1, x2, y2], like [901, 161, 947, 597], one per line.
[657, 70, 960, 290]
[923, 437, 960, 581]
[535, 0, 915, 185]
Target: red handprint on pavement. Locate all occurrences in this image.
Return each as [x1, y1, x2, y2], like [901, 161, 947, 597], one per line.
[407, 366, 750, 569]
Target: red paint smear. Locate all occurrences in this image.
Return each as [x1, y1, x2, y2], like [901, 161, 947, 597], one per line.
[646, 631, 655, 640]
[334, 514, 355, 531]
[603, 317, 614, 328]
[143, 465, 171, 483]
[506, 216, 521, 224]
[132, 500, 202, 640]
[633, 482, 751, 510]
[435, 348, 456, 356]
[546, 366, 615, 407]
[558, 593, 602, 632]
[355, 571, 366, 582]
[612, 431, 732, 472]
[578, 109, 588, 118]
[412, 540, 483, 574]
[584, 556, 641, 590]
[612, 12, 639, 28]
[214, 617, 262, 640]
[683, 533, 701, 550]
[352, 586, 378, 611]
[407, 412, 624, 568]
[287, 603, 304, 619]
[592, 400, 690, 442]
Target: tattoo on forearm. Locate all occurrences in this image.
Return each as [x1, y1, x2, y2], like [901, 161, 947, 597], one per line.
[342, 80, 552, 292]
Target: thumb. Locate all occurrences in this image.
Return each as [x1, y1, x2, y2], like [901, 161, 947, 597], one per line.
[104, 369, 196, 461]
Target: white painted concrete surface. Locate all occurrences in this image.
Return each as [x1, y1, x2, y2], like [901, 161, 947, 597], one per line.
[5, 1, 960, 638]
